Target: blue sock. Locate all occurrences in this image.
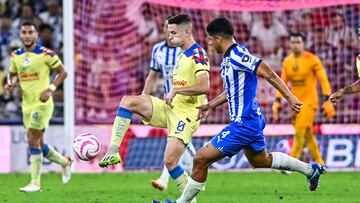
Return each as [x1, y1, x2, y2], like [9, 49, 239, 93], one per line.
[169, 165, 185, 179]
[42, 144, 49, 156]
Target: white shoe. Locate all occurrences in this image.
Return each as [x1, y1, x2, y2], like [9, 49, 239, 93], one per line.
[62, 156, 73, 184]
[150, 179, 167, 191]
[19, 183, 42, 192]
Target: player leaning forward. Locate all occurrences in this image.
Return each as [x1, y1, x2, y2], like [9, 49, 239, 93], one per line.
[99, 14, 209, 202]
[153, 17, 326, 203]
[5, 21, 71, 192]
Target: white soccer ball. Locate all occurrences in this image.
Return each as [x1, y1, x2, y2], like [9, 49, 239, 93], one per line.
[73, 133, 101, 161]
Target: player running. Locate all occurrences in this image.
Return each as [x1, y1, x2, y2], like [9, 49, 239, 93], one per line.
[4, 21, 71, 192]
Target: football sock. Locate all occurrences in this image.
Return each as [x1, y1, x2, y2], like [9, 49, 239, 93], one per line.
[30, 148, 43, 185]
[271, 152, 313, 176]
[109, 107, 132, 152]
[158, 166, 170, 184]
[43, 144, 68, 166]
[169, 165, 188, 192]
[176, 177, 205, 203]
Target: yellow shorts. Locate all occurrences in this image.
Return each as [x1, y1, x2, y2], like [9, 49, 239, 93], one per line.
[291, 104, 316, 128]
[142, 96, 199, 144]
[23, 104, 54, 131]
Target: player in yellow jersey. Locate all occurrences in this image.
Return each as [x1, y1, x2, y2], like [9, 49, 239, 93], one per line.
[330, 27, 360, 103]
[272, 32, 335, 165]
[99, 14, 209, 202]
[4, 21, 71, 192]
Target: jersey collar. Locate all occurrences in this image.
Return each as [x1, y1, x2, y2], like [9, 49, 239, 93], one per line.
[224, 43, 237, 57]
[183, 43, 200, 57]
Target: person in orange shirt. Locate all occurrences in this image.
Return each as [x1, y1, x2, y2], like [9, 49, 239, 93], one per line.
[272, 32, 335, 164]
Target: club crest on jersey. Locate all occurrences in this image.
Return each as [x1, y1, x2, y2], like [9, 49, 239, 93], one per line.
[22, 57, 31, 66]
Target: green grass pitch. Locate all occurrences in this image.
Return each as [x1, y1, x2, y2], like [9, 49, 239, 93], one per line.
[1, 171, 359, 203]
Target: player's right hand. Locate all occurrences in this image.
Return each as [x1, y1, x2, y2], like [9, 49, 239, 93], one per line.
[272, 101, 281, 121]
[196, 103, 211, 121]
[288, 96, 302, 113]
[4, 83, 13, 95]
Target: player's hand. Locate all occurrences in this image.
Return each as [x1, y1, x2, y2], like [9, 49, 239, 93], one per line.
[196, 103, 211, 120]
[329, 89, 344, 105]
[272, 101, 281, 121]
[322, 100, 336, 118]
[288, 96, 302, 113]
[166, 89, 176, 109]
[39, 89, 53, 103]
[4, 83, 13, 95]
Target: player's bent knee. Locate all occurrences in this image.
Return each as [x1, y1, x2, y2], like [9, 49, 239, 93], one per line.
[193, 153, 208, 168]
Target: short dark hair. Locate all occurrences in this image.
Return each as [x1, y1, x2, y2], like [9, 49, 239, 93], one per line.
[206, 17, 234, 39]
[21, 21, 37, 30]
[289, 32, 305, 41]
[168, 14, 191, 25]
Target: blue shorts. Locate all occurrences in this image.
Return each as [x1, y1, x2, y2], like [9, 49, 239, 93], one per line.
[211, 117, 266, 157]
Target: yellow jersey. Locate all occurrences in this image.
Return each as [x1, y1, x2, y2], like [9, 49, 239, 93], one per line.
[276, 51, 331, 109]
[172, 43, 210, 122]
[9, 45, 62, 111]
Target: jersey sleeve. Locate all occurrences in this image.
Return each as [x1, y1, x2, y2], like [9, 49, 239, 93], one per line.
[229, 47, 262, 75]
[313, 56, 332, 96]
[193, 49, 210, 76]
[9, 55, 17, 73]
[356, 55, 360, 78]
[45, 50, 62, 69]
[149, 46, 160, 72]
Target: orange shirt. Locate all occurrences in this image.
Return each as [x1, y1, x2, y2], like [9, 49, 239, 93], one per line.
[276, 51, 331, 109]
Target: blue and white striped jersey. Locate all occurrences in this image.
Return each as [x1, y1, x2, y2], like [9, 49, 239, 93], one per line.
[220, 44, 263, 123]
[150, 40, 182, 97]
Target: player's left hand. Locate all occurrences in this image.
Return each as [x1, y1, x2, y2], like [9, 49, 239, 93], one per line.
[40, 89, 52, 103]
[329, 89, 344, 105]
[322, 100, 336, 118]
[166, 89, 177, 109]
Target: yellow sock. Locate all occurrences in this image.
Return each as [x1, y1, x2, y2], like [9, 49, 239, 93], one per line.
[290, 127, 306, 158]
[169, 165, 188, 192]
[43, 144, 68, 166]
[305, 129, 324, 164]
[30, 151, 43, 186]
[110, 107, 132, 147]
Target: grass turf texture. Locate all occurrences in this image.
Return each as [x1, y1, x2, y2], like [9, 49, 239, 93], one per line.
[1, 171, 359, 203]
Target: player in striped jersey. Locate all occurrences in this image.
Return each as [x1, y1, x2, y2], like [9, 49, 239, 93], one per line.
[154, 18, 326, 203]
[330, 27, 360, 103]
[142, 19, 196, 191]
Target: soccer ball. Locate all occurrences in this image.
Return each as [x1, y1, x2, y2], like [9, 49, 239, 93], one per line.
[73, 133, 101, 161]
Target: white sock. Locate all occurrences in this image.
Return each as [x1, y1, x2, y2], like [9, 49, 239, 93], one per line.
[158, 166, 169, 184]
[271, 152, 313, 176]
[182, 148, 194, 172]
[177, 177, 205, 203]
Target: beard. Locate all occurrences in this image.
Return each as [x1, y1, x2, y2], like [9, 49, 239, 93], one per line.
[23, 40, 35, 48]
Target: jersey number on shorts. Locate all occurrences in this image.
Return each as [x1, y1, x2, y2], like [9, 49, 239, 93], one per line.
[176, 121, 185, 132]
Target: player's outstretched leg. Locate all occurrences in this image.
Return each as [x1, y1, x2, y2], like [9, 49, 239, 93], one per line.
[245, 149, 326, 191]
[42, 144, 73, 184]
[99, 95, 153, 168]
